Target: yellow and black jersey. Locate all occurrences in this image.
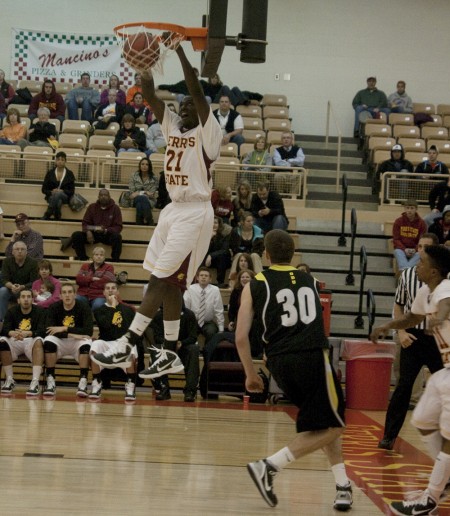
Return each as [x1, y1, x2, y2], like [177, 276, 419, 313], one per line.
[250, 266, 328, 358]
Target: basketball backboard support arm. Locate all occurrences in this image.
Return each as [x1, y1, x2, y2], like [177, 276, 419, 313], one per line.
[200, 0, 268, 77]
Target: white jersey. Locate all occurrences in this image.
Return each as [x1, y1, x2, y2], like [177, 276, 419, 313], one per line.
[161, 104, 222, 202]
[411, 279, 450, 366]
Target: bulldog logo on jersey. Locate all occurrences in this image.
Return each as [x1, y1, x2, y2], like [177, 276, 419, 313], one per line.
[177, 273, 185, 282]
[62, 315, 75, 328]
[19, 318, 32, 331]
[112, 311, 123, 328]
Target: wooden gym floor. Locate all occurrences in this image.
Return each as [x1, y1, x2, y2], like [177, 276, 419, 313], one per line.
[1, 388, 449, 515]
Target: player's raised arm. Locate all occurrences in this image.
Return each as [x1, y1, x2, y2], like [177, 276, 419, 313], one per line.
[175, 45, 210, 126]
[141, 71, 166, 124]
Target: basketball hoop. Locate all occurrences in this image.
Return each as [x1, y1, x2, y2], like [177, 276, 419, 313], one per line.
[114, 22, 208, 74]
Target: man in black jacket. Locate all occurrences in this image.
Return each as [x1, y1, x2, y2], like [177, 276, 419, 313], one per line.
[250, 181, 288, 233]
[425, 174, 450, 227]
[213, 95, 245, 152]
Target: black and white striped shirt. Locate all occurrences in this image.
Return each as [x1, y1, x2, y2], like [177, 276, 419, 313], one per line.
[394, 266, 426, 330]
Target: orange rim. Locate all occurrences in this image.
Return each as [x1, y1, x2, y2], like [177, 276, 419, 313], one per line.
[113, 22, 208, 51]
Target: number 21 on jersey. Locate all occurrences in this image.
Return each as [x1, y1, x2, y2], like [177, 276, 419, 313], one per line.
[276, 287, 317, 326]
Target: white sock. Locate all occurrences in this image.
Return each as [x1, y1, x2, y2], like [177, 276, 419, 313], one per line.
[331, 463, 350, 487]
[129, 313, 152, 336]
[32, 366, 42, 380]
[164, 320, 180, 342]
[3, 365, 13, 378]
[428, 451, 450, 500]
[421, 431, 443, 460]
[266, 447, 295, 471]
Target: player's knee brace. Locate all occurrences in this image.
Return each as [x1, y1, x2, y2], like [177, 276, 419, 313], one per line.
[79, 344, 90, 355]
[43, 341, 57, 353]
[0, 341, 10, 351]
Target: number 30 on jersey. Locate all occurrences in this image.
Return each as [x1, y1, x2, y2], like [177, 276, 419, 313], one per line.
[276, 287, 317, 326]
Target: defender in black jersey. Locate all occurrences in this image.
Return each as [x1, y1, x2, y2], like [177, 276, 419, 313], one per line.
[236, 230, 352, 511]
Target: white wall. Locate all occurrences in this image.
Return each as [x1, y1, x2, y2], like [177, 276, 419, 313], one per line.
[2, 0, 450, 137]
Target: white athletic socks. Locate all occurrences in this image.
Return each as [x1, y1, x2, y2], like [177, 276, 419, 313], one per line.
[3, 365, 13, 378]
[164, 320, 180, 342]
[421, 431, 443, 460]
[332, 463, 351, 487]
[428, 451, 450, 500]
[266, 447, 295, 471]
[32, 365, 42, 380]
[129, 313, 152, 336]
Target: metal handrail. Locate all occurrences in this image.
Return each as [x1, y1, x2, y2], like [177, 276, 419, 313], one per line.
[325, 101, 343, 192]
[367, 288, 376, 336]
[354, 245, 368, 329]
[345, 208, 357, 285]
[338, 173, 348, 246]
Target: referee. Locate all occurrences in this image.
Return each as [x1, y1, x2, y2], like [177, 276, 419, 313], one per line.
[378, 233, 443, 450]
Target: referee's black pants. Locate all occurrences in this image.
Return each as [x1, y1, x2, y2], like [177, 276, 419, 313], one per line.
[383, 329, 443, 440]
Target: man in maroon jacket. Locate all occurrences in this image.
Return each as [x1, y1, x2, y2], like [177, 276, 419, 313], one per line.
[28, 80, 65, 124]
[71, 189, 123, 261]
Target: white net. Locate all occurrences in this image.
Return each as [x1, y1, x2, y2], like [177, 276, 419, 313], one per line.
[114, 26, 184, 75]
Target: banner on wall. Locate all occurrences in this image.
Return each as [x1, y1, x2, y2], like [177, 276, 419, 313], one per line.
[10, 27, 135, 86]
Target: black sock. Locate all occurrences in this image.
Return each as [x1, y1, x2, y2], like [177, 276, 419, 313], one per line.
[164, 339, 177, 352]
[46, 368, 55, 377]
[80, 369, 89, 378]
[93, 373, 101, 382]
[127, 373, 136, 382]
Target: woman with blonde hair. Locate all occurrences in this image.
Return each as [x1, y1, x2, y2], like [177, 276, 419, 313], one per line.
[232, 180, 253, 222]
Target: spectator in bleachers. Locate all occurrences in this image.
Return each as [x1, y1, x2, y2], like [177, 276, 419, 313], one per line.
[203, 73, 259, 106]
[93, 89, 125, 130]
[146, 120, 166, 155]
[426, 175, 450, 227]
[0, 107, 27, 147]
[113, 113, 146, 155]
[232, 180, 253, 222]
[75, 246, 116, 311]
[65, 72, 100, 122]
[0, 288, 46, 396]
[41, 151, 75, 220]
[158, 67, 206, 104]
[273, 132, 305, 168]
[20, 107, 58, 149]
[428, 205, 450, 246]
[71, 189, 123, 262]
[124, 91, 152, 125]
[228, 252, 257, 290]
[229, 211, 264, 279]
[184, 267, 224, 348]
[126, 73, 148, 106]
[128, 157, 158, 225]
[250, 181, 288, 233]
[392, 199, 427, 271]
[34, 279, 54, 304]
[415, 145, 449, 176]
[32, 259, 61, 308]
[99, 74, 126, 106]
[213, 95, 245, 152]
[90, 281, 138, 401]
[6, 213, 44, 260]
[378, 144, 413, 175]
[352, 76, 389, 138]
[211, 185, 234, 226]
[202, 216, 232, 288]
[28, 80, 65, 124]
[242, 136, 273, 179]
[42, 282, 93, 397]
[0, 241, 39, 324]
[228, 269, 255, 331]
[148, 302, 199, 402]
[388, 81, 413, 114]
[0, 70, 14, 108]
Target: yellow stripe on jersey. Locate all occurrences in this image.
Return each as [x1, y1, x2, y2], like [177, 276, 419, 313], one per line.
[269, 265, 297, 272]
[323, 349, 345, 427]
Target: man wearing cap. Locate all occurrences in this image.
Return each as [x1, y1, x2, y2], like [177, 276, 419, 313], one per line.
[415, 145, 449, 176]
[375, 143, 414, 194]
[352, 77, 389, 138]
[429, 205, 450, 246]
[392, 199, 427, 271]
[5, 213, 44, 261]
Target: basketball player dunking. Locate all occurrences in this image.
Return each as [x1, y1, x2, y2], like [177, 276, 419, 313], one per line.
[92, 37, 222, 378]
